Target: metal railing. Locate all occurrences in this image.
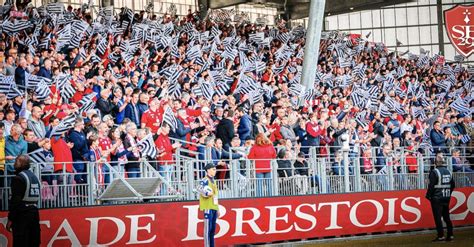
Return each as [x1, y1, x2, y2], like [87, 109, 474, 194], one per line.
[0, 145, 472, 210]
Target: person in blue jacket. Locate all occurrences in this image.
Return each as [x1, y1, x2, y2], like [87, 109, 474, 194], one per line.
[36, 59, 52, 79]
[124, 91, 142, 126]
[198, 136, 219, 177]
[430, 121, 446, 154]
[236, 107, 252, 143]
[67, 117, 89, 184]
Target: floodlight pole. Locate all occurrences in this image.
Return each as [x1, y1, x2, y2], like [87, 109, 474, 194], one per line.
[299, 0, 326, 106]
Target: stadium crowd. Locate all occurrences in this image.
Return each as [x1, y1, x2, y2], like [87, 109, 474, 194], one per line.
[0, 1, 473, 193]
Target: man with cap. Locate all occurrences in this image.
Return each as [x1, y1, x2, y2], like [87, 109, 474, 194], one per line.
[426, 152, 455, 242]
[6, 155, 41, 246]
[197, 163, 219, 247]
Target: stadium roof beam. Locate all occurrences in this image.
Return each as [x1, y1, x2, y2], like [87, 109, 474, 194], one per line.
[209, 0, 248, 9]
[207, 0, 414, 20]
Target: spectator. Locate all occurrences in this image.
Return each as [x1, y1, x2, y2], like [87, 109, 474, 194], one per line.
[5, 124, 27, 174]
[123, 122, 140, 178]
[430, 121, 446, 153]
[254, 114, 273, 138]
[137, 92, 149, 113]
[14, 58, 27, 89]
[280, 116, 298, 146]
[444, 127, 460, 151]
[97, 122, 114, 178]
[23, 129, 46, 153]
[12, 95, 24, 117]
[3, 109, 16, 137]
[141, 98, 161, 135]
[303, 113, 323, 151]
[96, 89, 115, 117]
[276, 148, 293, 178]
[330, 120, 348, 157]
[214, 138, 242, 180]
[39, 139, 55, 186]
[174, 108, 199, 146]
[198, 136, 219, 176]
[215, 109, 235, 150]
[3, 56, 15, 76]
[155, 123, 180, 165]
[124, 91, 142, 126]
[400, 115, 414, 134]
[248, 133, 276, 197]
[68, 117, 89, 183]
[27, 106, 46, 139]
[197, 106, 216, 133]
[405, 140, 419, 173]
[361, 148, 374, 174]
[112, 87, 128, 124]
[85, 114, 101, 137]
[452, 149, 473, 172]
[155, 124, 177, 194]
[36, 59, 52, 79]
[294, 152, 309, 176]
[108, 126, 127, 177]
[387, 113, 401, 138]
[87, 135, 107, 184]
[331, 151, 345, 175]
[376, 143, 392, 173]
[50, 130, 74, 181]
[236, 107, 252, 143]
[370, 113, 384, 148]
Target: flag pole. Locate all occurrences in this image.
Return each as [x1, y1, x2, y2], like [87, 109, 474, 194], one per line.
[20, 77, 28, 119]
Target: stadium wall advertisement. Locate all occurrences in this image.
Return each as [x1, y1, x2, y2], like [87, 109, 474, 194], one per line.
[0, 188, 473, 246]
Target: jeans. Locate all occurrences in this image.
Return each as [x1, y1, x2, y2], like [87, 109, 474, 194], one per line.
[94, 164, 111, 185]
[73, 161, 87, 184]
[55, 172, 74, 200]
[158, 165, 173, 195]
[332, 161, 353, 176]
[103, 165, 110, 184]
[376, 174, 388, 190]
[41, 172, 55, 185]
[394, 173, 407, 190]
[256, 172, 272, 197]
[311, 175, 331, 193]
[110, 165, 125, 180]
[126, 167, 141, 178]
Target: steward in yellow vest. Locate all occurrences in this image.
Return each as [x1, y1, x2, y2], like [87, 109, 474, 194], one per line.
[197, 163, 218, 247]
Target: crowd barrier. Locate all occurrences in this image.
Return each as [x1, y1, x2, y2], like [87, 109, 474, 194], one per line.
[0, 145, 473, 246]
[0, 146, 472, 210]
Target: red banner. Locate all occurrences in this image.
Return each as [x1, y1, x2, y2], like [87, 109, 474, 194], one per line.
[1, 188, 473, 246]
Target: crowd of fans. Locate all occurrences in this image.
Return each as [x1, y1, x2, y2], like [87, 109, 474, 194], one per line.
[0, 1, 473, 194]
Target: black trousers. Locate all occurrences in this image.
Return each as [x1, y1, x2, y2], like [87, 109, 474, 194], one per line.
[430, 200, 453, 238]
[12, 206, 40, 247]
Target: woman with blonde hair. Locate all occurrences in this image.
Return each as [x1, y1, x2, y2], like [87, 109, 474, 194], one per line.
[248, 133, 277, 197]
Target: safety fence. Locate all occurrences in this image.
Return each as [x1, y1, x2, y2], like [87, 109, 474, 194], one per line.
[0, 145, 472, 210]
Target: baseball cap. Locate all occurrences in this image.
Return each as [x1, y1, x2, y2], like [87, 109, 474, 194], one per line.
[204, 163, 216, 171]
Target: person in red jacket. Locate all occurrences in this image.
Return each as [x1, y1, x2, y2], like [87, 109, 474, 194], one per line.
[248, 133, 277, 197]
[50, 133, 74, 201]
[141, 98, 161, 135]
[51, 134, 74, 175]
[155, 123, 181, 195]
